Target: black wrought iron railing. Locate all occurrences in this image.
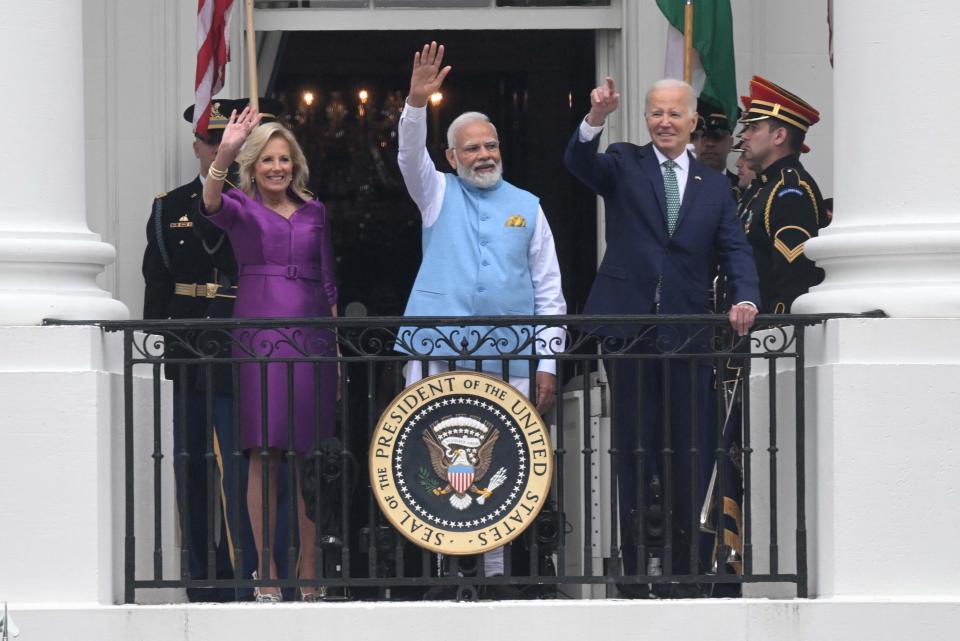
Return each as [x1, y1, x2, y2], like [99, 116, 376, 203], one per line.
[49, 313, 876, 602]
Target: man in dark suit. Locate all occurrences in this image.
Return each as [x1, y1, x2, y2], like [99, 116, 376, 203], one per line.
[564, 77, 760, 595]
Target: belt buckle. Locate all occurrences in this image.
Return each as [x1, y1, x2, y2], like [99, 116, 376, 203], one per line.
[204, 283, 219, 298]
[285, 265, 298, 279]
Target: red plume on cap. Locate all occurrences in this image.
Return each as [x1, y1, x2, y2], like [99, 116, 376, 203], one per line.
[740, 76, 820, 132]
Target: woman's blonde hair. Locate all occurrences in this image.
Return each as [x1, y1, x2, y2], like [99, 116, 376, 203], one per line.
[236, 122, 310, 197]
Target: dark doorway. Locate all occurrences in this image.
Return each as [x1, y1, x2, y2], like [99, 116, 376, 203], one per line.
[269, 29, 598, 315]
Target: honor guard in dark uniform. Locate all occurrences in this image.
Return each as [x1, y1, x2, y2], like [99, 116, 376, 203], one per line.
[698, 99, 745, 314]
[141, 98, 284, 601]
[706, 137, 755, 597]
[693, 98, 739, 194]
[739, 76, 825, 313]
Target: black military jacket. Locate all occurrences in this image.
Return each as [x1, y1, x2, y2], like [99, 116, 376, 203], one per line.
[141, 176, 237, 319]
[736, 178, 762, 227]
[743, 155, 825, 313]
[141, 176, 237, 384]
[725, 169, 739, 200]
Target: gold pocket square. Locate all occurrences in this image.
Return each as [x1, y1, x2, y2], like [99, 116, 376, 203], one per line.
[505, 215, 527, 227]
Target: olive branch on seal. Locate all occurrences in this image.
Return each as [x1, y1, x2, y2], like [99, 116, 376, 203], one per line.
[417, 467, 439, 493]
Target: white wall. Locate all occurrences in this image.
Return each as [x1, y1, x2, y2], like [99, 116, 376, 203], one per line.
[0, 327, 123, 603]
[732, 0, 834, 196]
[804, 319, 960, 598]
[8, 599, 960, 641]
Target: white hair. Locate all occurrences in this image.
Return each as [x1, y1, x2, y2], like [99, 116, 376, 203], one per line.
[645, 78, 697, 115]
[446, 111, 498, 149]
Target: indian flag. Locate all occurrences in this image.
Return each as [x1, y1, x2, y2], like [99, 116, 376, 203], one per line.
[657, 0, 738, 125]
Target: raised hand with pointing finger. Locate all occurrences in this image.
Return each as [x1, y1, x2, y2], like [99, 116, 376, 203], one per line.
[586, 76, 620, 127]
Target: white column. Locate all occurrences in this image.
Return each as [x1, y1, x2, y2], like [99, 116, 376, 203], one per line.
[792, 2, 960, 602]
[793, 1, 960, 317]
[804, 318, 960, 598]
[0, 0, 128, 324]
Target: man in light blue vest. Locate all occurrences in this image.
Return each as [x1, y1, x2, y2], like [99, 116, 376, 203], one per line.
[396, 42, 567, 595]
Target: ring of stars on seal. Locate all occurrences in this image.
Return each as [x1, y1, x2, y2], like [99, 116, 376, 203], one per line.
[369, 371, 553, 555]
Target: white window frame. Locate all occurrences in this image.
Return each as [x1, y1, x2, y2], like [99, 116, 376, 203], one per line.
[253, 1, 622, 31]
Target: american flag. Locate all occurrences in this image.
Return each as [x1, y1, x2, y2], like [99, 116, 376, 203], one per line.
[194, 0, 236, 136]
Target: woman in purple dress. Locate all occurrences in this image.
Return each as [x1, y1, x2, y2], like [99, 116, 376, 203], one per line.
[202, 107, 337, 602]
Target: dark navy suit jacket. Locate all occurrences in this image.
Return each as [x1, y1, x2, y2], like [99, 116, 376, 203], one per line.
[565, 132, 760, 318]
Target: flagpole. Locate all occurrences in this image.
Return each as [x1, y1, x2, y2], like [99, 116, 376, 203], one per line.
[683, 0, 694, 84]
[245, 0, 259, 110]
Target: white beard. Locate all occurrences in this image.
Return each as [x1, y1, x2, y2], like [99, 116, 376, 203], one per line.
[456, 159, 503, 189]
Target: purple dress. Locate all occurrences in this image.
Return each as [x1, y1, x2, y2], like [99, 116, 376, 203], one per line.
[203, 188, 338, 453]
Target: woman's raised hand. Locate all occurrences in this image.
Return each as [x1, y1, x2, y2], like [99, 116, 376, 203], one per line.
[218, 106, 263, 158]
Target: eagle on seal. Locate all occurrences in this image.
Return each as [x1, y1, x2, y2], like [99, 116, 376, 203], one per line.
[422, 427, 500, 510]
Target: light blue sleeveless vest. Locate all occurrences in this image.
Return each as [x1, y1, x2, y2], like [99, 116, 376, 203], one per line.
[399, 174, 539, 378]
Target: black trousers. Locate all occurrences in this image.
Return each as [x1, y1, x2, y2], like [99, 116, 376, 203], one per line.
[604, 349, 716, 577]
[172, 387, 241, 600]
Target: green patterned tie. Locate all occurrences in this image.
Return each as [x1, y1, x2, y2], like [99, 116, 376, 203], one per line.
[662, 159, 680, 235]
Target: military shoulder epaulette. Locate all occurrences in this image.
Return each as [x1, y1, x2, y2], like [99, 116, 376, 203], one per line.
[780, 167, 801, 187]
[155, 191, 168, 199]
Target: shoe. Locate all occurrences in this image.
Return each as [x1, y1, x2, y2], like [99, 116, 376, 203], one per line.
[421, 584, 458, 601]
[616, 583, 651, 599]
[252, 571, 282, 603]
[666, 582, 706, 599]
[186, 588, 227, 603]
[480, 583, 524, 601]
[300, 585, 328, 602]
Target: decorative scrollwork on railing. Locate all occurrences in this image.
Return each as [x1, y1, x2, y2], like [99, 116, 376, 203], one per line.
[193, 327, 235, 358]
[127, 315, 803, 365]
[131, 325, 338, 362]
[749, 323, 797, 354]
[392, 324, 542, 358]
[131, 329, 216, 360]
[338, 326, 391, 357]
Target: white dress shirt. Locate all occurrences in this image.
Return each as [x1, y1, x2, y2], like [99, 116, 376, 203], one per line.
[398, 103, 567, 373]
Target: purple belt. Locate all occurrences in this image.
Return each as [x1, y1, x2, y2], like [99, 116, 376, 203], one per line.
[240, 264, 324, 281]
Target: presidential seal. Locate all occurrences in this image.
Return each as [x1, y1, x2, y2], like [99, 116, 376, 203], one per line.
[370, 371, 553, 555]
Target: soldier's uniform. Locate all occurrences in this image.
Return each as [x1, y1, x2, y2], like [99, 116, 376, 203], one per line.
[743, 155, 825, 313]
[699, 102, 745, 315]
[141, 100, 245, 602]
[701, 78, 827, 597]
[735, 175, 761, 226]
[739, 76, 825, 314]
[694, 98, 740, 197]
[142, 177, 237, 319]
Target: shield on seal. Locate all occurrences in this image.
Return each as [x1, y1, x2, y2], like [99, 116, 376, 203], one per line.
[448, 464, 474, 494]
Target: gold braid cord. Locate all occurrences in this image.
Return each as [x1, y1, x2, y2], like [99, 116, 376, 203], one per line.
[763, 169, 821, 264]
